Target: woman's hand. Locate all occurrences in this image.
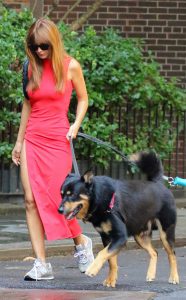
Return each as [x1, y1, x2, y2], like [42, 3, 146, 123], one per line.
[66, 123, 79, 140]
[12, 141, 22, 166]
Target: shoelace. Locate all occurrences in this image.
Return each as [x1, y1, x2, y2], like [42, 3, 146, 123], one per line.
[74, 249, 88, 264]
[33, 260, 44, 281]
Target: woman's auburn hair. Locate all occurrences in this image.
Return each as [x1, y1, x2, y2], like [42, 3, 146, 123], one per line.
[25, 18, 66, 91]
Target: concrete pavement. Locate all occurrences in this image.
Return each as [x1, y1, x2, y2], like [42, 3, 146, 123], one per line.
[0, 246, 186, 299]
[0, 198, 185, 299]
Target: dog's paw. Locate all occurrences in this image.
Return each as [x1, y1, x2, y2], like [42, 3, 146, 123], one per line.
[169, 274, 179, 285]
[85, 262, 100, 277]
[103, 276, 117, 288]
[146, 276, 155, 282]
[146, 267, 156, 282]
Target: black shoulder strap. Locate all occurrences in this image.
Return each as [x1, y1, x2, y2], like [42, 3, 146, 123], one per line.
[22, 59, 29, 100]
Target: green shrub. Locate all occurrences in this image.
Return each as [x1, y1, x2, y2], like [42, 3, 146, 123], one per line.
[0, 7, 185, 168]
[0, 7, 33, 159]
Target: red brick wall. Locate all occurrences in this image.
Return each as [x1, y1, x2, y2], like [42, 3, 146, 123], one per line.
[44, 0, 186, 89]
[3, 0, 29, 10]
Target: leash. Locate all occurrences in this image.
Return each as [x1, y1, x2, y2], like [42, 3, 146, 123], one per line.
[78, 132, 137, 169]
[69, 136, 80, 176]
[70, 133, 186, 187]
[69, 132, 137, 176]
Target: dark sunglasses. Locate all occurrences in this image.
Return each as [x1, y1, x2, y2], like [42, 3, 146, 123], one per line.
[29, 43, 50, 52]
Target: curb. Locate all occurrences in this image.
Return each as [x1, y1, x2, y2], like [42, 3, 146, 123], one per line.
[0, 237, 185, 262]
[0, 204, 25, 216]
[0, 197, 185, 216]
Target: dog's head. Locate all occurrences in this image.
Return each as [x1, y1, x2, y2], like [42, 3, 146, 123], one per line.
[58, 171, 94, 220]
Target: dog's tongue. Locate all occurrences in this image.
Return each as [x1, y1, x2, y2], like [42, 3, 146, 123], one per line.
[66, 204, 83, 220]
[66, 212, 74, 220]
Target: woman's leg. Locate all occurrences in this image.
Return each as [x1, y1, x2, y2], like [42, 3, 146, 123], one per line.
[73, 234, 94, 273]
[73, 235, 86, 246]
[20, 141, 46, 262]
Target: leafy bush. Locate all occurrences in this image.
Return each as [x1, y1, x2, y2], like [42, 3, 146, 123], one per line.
[0, 7, 186, 168]
[0, 7, 33, 159]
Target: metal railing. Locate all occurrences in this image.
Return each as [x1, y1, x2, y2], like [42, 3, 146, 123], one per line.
[0, 105, 185, 197]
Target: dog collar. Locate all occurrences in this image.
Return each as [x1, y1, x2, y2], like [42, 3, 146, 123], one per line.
[83, 193, 116, 221]
[107, 193, 115, 213]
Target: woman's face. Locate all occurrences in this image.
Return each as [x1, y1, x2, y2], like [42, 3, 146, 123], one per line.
[29, 40, 51, 60]
[35, 43, 51, 60]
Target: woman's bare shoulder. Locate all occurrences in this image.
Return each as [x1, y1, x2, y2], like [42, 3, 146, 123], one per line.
[68, 57, 82, 80]
[69, 57, 81, 71]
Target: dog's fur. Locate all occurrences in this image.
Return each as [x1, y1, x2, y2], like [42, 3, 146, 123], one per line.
[59, 152, 179, 287]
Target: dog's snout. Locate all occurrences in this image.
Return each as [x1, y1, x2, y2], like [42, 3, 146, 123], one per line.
[58, 205, 64, 214]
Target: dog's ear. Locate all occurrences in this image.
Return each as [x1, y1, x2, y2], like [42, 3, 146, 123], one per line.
[82, 170, 94, 184]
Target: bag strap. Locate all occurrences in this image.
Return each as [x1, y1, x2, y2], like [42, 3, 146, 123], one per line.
[22, 59, 29, 100]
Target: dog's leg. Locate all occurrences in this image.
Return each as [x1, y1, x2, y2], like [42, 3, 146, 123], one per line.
[156, 219, 179, 284]
[86, 217, 127, 281]
[135, 233, 158, 282]
[103, 255, 118, 288]
[85, 245, 119, 278]
[99, 235, 118, 288]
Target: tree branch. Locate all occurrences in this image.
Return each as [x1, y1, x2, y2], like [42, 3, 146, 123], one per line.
[70, 0, 105, 31]
[30, 0, 37, 14]
[61, 0, 82, 21]
[44, 0, 59, 18]
[0, 0, 5, 12]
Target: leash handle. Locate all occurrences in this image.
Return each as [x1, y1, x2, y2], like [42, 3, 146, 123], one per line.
[174, 177, 186, 187]
[69, 137, 80, 176]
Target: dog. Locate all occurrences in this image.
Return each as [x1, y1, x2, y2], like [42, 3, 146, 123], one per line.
[58, 151, 179, 287]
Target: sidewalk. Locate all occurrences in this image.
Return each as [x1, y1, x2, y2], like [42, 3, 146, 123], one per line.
[0, 198, 185, 261]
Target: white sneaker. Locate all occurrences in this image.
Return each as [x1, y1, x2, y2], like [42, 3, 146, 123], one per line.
[24, 259, 54, 281]
[74, 235, 94, 273]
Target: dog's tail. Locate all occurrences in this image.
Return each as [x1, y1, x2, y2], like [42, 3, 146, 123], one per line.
[130, 151, 163, 182]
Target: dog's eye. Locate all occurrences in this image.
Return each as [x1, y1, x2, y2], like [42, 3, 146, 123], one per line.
[66, 191, 72, 195]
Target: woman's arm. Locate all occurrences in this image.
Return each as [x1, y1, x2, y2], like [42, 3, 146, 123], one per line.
[12, 99, 31, 165]
[66, 58, 88, 139]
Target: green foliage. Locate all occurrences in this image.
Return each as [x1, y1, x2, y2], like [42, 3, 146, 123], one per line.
[0, 7, 186, 169]
[0, 7, 33, 161]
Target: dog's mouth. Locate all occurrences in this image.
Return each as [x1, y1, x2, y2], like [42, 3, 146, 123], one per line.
[65, 204, 83, 220]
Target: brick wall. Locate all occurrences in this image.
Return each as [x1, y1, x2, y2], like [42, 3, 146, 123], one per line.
[44, 0, 186, 89]
[3, 0, 29, 10]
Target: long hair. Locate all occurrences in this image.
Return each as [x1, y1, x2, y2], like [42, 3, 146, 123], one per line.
[25, 18, 66, 91]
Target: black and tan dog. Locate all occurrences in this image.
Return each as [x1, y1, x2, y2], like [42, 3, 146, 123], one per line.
[58, 152, 179, 287]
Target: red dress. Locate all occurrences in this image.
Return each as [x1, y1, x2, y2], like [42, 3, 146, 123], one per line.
[24, 57, 82, 240]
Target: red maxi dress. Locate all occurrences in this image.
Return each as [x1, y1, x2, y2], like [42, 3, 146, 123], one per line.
[24, 57, 82, 240]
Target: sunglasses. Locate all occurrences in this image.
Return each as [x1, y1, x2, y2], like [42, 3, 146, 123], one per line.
[29, 43, 50, 52]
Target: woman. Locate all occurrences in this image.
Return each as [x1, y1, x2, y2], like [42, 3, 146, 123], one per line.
[12, 18, 94, 281]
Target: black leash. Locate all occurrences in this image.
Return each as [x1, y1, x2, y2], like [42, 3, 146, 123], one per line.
[69, 136, 80, 176]
[70, 133, 186, 187]
[69, 133, 137, 176]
